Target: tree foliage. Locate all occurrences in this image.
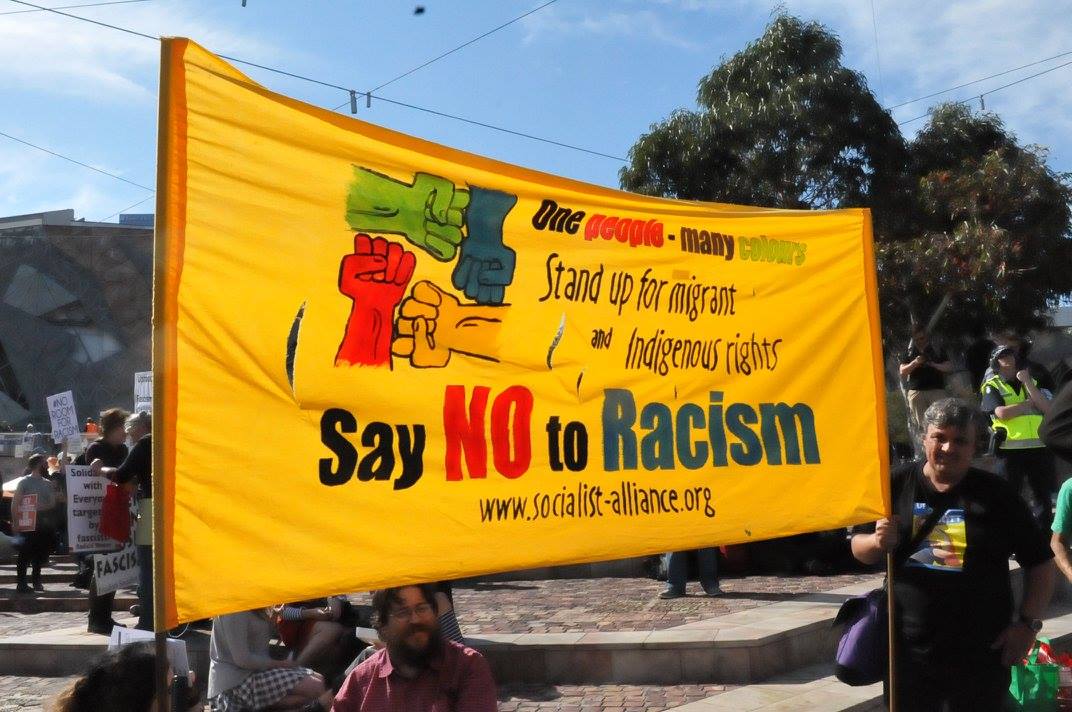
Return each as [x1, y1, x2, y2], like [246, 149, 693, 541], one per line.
[621, 13, 1072, 341]
[620, 14, 910, 237]
[878, 104, 1072, 336]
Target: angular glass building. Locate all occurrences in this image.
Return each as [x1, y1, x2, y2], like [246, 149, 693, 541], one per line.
[0, 209, 152, 430]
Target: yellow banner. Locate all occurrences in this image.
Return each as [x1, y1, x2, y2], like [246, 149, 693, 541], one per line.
[155, 39, 889, 626]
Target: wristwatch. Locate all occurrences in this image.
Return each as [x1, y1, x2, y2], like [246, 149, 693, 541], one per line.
[1019, 614, 1043, 633]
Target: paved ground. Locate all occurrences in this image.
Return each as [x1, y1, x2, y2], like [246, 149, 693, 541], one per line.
[365, 573, 877, 634]
[0, 571, 876, 639]
[0, 566, 865, 710]
[0, 675, 78, 711]
[0, 675, 729, 712]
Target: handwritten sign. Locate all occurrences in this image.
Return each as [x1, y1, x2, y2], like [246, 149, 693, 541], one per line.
[47, 391, 79, 443]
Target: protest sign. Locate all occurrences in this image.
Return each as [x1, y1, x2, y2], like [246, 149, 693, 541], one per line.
[66, 435, 85, 457]
[94, 542, 139, 594]
[155, 39, 889, 626]
[13, 493, 37, 533]
[66, 465, 113, 553]
[47, 391, 79, 443]
[134, 372, 153, 413]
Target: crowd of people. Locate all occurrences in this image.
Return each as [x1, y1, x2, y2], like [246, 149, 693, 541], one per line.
[2, 408, 155, 634]
[9, 326, 1072, 710]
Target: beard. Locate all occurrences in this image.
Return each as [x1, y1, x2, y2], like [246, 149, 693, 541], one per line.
[388, 623, 443, 669]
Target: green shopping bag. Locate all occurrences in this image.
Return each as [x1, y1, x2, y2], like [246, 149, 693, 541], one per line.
[1009, 639, 1059, 711]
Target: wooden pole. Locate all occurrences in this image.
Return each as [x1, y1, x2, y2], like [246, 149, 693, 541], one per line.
[886, 551, 897, 712]
[152, 36, 175, 712]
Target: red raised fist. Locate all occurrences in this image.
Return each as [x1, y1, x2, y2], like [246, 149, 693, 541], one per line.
[335, 234, 416, 367]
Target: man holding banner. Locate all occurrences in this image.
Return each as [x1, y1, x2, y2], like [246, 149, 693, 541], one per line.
[852, 398, 1054, 710]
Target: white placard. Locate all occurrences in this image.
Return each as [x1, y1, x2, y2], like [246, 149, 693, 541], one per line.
[66, 434, 85, 456]
[133, 371, 152, 413]
[46, 391, 79, 443]
[109, 627, 190, 676]
[66, 465, 113, 553]
[94, 542, 139, 594]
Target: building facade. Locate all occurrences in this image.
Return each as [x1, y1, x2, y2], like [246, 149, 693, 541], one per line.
[0, 209, 152, 429]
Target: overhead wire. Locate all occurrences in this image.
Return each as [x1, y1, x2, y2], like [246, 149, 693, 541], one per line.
[98, 194, 155, 222]
[0, 0, 150, 15]
[886, 49, 1072, 111]
[8, 0, 624, 162]
[368, 0, 558, 94]
[4, 0, 1070, 178]
[0, 129, 154, 191]
[897, 58, 1072, 126]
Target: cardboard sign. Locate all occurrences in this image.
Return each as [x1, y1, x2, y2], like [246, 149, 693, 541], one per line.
[47, 391, 79, 443]
[109, 627, 189, 676]
[133, 372, 153, 413]
[66, 465, 114, 553]
[94, 543, 139, 594]
[14, 493, 37, 533]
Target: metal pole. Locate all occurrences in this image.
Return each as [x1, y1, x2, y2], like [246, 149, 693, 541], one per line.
[886, 551, 897, 712]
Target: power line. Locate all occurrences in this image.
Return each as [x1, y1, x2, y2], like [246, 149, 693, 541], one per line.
[369, 0, 558, 94]
[369, 95, 626, 161]
[887, 49, 1072, 111]
[6, 0, 155, 37]
[897, 58, 1072, 126]
[10, 0, 626, 162]
[0, 0, 151, 15]
[0, 129, 154, 191]
[99, 194, 155, 222]
[869, 0, 885, 104]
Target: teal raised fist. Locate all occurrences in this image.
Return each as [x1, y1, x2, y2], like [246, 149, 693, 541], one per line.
[346, 167, 470, 261]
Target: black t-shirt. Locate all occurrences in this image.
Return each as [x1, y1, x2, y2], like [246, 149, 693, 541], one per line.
[903, 344, 948, 391]
[881, 462, 1052, 658]
[115, 435, 151, 499]
[1042, 382, 1072, 464]
[78, 440, 129, 468]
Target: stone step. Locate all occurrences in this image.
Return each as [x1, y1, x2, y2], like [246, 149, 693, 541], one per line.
[0, 625, 211, 678]
[469, 579, 875, 685]
[665, 664, 881, 711]
[666, 604, 1072, 711]
[0, 582, 136, 613]
[0, 572, 77, 584]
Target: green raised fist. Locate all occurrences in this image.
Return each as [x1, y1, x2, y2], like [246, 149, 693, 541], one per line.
[345, 167, 470, 261]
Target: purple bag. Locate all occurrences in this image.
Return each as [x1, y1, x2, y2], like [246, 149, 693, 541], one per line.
[833, 587, 888, 686]
[834, 495, 945, 687]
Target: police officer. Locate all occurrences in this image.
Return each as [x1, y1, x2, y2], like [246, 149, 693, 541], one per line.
[981, 344, 1054, 526]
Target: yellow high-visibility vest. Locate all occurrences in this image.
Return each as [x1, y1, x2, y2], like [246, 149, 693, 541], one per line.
[982, 376, 1044, 450]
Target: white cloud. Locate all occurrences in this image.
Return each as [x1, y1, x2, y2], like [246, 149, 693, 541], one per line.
[0, 1, 286, 103]
[521, 4, 702, 51]
[711, 0, 1072, 169]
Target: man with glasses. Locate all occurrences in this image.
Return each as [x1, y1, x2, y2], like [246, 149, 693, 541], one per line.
[332, 583, 496, 711]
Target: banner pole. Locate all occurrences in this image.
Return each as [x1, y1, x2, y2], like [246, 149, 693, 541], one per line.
[152, 35, 175, 712]
[886, 551, 897, 712]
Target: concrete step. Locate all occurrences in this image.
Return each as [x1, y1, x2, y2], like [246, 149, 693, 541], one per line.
[666, 604, 1072, 711]
[665, 664, 881, 711]
[0, 572, 77, 584]
[467, 576, 882, 685]
[0, 582, 136, 613]
[0, 625, 211, 678]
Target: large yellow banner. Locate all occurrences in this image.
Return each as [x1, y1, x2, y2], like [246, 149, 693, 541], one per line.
[155, 39, 889, 626]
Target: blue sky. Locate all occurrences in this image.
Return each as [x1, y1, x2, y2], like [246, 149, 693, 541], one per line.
[1, 0, 1070, 222]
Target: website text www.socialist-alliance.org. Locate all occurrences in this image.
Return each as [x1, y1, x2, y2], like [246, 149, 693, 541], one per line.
[479, 481, 716, 523]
